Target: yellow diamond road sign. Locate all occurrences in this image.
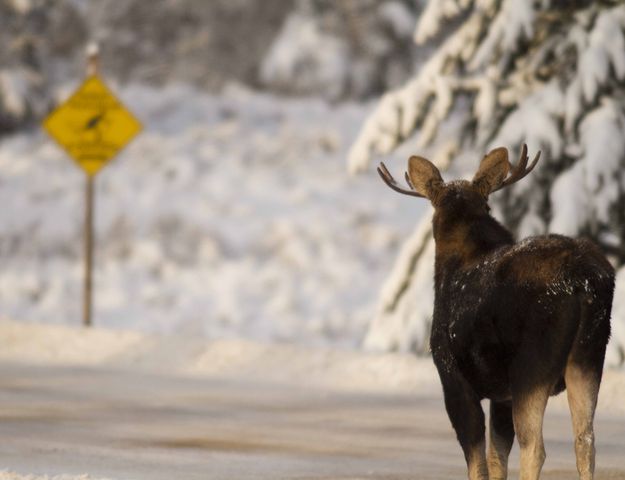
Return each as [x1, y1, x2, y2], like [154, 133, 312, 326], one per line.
[43, 75, 142, 176]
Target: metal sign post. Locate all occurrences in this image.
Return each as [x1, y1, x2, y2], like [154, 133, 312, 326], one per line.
[42, 43, 142, 327]
[83, 172, 95, 326]
[82, 44, 98, 327]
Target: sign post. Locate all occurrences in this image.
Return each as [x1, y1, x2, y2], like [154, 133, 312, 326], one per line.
[83, 172, 95, 326]
[43, 43, 142, 327]
[82, 44, 98, 327]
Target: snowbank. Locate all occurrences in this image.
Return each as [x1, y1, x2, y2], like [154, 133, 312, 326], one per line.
[0, 318, 438, 394]
[0, 83, 424, 347]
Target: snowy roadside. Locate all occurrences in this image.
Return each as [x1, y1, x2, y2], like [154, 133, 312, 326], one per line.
[0, 318, 438, 394]
[1, 318, 624, 414]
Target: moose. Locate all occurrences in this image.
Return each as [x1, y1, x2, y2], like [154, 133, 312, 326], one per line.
[378, 145, 614, 480]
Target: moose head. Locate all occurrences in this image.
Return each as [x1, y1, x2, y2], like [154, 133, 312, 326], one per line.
[378, 145, 540, 261]
[377, 144, 540, 208]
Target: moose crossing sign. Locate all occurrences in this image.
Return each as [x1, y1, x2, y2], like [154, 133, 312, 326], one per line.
[42, 54, 142, 327]
[43, 75, 142, 176]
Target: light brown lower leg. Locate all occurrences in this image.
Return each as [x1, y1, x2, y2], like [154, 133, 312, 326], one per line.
[512, 387, 550, 480]
[565, 363, 600, 480]
[467, 439, 489, 480]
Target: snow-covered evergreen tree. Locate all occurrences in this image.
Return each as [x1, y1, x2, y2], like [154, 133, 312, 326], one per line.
[349, 0, 625, 367]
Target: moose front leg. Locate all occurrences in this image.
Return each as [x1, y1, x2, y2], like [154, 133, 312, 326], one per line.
[441, 379, 488, 480]
[488, 400, 515, 480]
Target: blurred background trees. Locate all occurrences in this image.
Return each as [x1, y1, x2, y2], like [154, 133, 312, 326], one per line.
[0, 0, 419, 133]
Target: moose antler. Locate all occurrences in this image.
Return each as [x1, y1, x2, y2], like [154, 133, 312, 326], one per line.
[491, 144, 541, 193]
[377, 162, 426, 198]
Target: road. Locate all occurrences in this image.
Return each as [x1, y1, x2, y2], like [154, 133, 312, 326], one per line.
[0, 363, 624, 479]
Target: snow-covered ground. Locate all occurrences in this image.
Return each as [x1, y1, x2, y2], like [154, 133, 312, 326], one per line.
[0, 82, 424, 347]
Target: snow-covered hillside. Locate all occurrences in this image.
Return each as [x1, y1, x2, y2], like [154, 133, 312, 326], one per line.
[0, 82, 424, 347]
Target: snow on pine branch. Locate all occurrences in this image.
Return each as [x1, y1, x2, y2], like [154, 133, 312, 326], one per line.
[348, 0, 547, 174]
[349, 3, 625, 176]
[469, 0, 536, 71]
[550, 100, 625, 236]
[414, 0, 472, 44]
[579, 7, 625, 103]
[565, 5, 625, 133]
[493, 81, 564, 164]
[348, 11, 486, 174]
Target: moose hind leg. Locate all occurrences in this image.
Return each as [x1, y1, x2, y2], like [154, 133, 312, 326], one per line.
[488, 400, 514, 480]
[442, 380, 488, 480]
[512, 386, 550, 480]
[565, 362, 601, 480]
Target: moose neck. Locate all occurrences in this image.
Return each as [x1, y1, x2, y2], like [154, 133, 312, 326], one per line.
[432, 209, 514, 268]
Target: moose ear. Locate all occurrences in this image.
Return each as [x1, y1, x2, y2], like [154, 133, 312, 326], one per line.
[472, 147, 510, 197]
[407, 155, 444, 199]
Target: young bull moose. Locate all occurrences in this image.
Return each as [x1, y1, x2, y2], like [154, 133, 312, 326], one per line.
[378, 145, 614, 480]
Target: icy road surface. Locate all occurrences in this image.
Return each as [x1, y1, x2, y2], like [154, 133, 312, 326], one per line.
[0, 363, 625, 480]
